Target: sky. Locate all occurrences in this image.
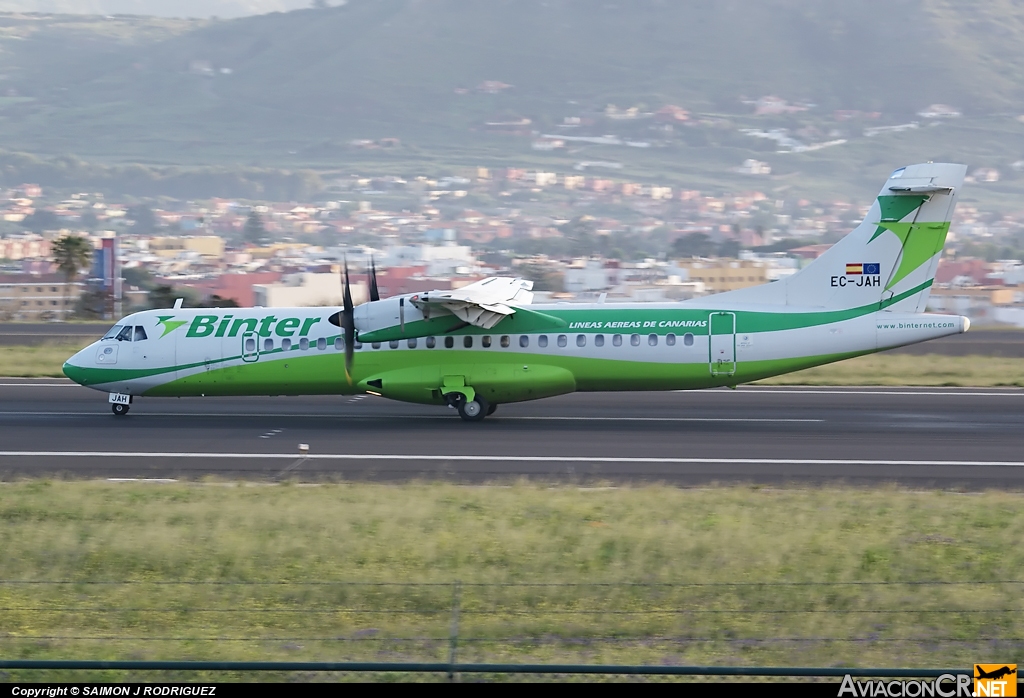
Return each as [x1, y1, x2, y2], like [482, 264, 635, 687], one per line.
[0, 1, 322, 18]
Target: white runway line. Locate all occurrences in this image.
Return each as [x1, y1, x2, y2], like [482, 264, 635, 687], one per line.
[700, 389, 1024, 397]
[2, 452, 1024, 468]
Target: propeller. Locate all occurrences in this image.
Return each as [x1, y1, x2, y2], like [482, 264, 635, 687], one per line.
[342, 261, 356, 383]
[327, 261, 357, 384]
[368, 257, 380, 302]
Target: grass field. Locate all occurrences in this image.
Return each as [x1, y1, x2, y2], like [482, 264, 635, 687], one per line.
[0, 343, 89, 378]
[0, 481, 1022, 681]
[5, 343, 1020, 386]
[755, 353, 1024, 387]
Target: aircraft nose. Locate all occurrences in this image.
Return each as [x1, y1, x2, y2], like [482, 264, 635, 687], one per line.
[63, 346, 94, 385]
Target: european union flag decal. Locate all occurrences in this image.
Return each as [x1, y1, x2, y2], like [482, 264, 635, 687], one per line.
[863, 263, 881, 275]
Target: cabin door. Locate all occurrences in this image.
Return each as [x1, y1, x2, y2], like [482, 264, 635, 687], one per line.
[241, 331, 260, 363]
[708, 312, 736, 377]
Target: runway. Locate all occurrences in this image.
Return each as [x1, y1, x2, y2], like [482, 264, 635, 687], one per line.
[2, 379, 1023, 486]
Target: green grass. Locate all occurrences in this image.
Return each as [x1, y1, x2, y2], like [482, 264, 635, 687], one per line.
[0, 481, 1023, 681]
[756, 353, 1024, 387]
[0, 342, 88, 377]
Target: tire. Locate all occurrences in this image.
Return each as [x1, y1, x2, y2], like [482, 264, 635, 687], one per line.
[486, 403, 498, 416]
[458, 396, 489, 422]
[112, 403, 130, 416]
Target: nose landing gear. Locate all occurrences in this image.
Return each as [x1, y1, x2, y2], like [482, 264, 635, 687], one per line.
[108, 393, 132, 417]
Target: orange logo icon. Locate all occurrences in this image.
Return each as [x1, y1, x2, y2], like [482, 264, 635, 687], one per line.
[975, 664, 1017, 697]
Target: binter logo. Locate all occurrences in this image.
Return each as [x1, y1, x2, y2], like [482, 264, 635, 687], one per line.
[156, 315, 188, 338]
[184, 314, 322, 339]
[975, 664, 1017, 697]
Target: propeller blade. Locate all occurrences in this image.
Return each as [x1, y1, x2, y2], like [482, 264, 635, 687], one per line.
[369, 257, 380, 302]
[342, 261, 355, 384]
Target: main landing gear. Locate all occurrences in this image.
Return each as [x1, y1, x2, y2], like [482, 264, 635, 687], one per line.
[112, 402, 130, 416]
[446, 392, 495, 422]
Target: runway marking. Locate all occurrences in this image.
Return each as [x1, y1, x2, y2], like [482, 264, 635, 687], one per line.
[2, 452, 1024, 468]
[0, 412, 822, 423]
[701, 389, 1024, 397]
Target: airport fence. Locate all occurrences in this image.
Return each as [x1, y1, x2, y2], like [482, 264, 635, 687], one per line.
[0, 580, 1021, 678]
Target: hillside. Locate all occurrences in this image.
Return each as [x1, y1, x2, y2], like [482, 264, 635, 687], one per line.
[1, 1, 1024, 202]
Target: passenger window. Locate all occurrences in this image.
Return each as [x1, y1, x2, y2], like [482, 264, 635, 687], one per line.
[684, 333, 694, 346]
[666, 333, 676, 346]
[464, 336, 473, 348]
[354, 341, 363, 349]
[557, 335, 567, 348]
[500, 335, 510, 348]
[282, 338, 292, 351]
[371, 342, 381, 349]
[389, 340, 400, 349]
[335, 337, 343, 350]
[519, 335, 529, 348]
[482, 336, 492, 348]
[244, 337, 256, 352]
[134, 326, 148, 341]
[407, 338, 418, 348]
[264, 338, 274, 352]
[630, 334, 640, 346]
[445, 336, 454, 349]
[612, 334, 622, 347]
[538, 335, 548, 348]
[595, 334, 604, 347]
[300, 338, 310, 351]
[426, 336, 436, 348]
[317, 337, 327, 351]
[576, 334, 586, 347]
[648, 334, 658, 346]
[116, 326, 133, 342]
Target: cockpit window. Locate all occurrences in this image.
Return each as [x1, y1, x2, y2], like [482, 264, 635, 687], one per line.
[134, 325, 148, 341]
[102, 325, 124, 340]
[115, 326, 134, 342]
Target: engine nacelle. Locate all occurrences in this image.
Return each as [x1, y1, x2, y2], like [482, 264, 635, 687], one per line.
[352, 296, 465, 343]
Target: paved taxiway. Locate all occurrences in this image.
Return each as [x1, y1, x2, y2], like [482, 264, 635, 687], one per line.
[1, 379, 1023, 486]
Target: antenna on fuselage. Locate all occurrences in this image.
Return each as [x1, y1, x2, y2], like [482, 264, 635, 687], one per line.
[173, 298, 183, 309]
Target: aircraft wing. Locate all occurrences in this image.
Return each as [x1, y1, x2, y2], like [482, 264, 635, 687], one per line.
[409, 277, 534, 329]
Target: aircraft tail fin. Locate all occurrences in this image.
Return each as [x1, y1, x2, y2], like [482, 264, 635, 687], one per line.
[713, 163, 966, 312]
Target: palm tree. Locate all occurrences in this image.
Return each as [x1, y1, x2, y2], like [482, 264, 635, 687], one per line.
[51, 234, 93, 321]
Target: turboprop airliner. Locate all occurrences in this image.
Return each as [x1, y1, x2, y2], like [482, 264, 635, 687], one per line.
[64, 162, 970, 421]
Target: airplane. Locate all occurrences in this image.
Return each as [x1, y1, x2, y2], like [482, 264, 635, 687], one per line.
[976, 666, 1017, 681]
[63, 162, 970, 421]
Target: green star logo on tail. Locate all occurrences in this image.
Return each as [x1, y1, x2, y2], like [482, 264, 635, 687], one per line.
[868, 195, 950, 290]
[156, 315, 188, 338]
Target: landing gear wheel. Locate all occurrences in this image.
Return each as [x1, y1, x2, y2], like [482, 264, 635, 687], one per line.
[111, 403, 130, 416]
[486, 403, 498, 416]
[458, 396, 489, 422]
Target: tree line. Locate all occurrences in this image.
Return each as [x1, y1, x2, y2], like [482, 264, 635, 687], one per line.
[0, 151, 323, 201]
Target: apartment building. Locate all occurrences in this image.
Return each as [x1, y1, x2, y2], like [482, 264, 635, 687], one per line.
[0, 274, 84, 320]
[675, 260, 768, 293]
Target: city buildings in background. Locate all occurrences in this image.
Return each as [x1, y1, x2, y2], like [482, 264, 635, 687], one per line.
[0, 171, 1023, 326]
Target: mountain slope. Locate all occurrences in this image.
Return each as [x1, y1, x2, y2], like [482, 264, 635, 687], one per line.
[1, 0, 1024, 201]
